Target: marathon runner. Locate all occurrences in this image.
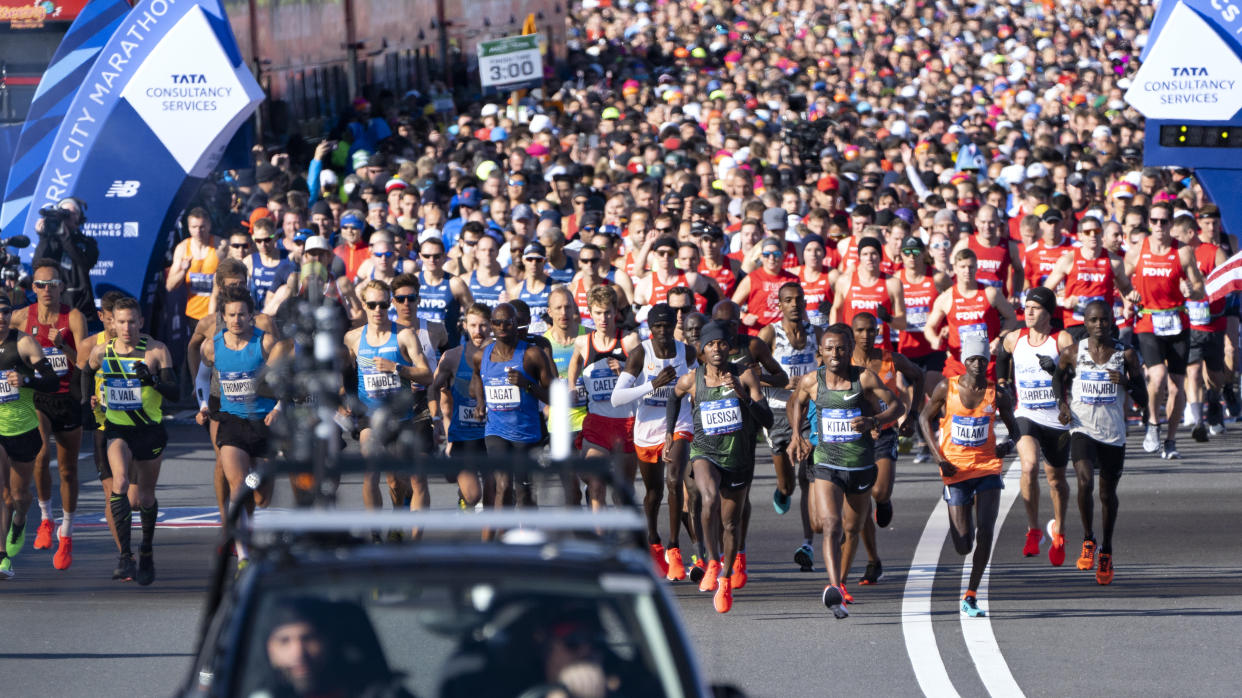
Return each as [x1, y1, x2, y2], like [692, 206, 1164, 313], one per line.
[1123, 202, 1207, 459]
[919, 336, 1020, 618]
[1054, 300, 1147, 585]
[431, 303, 492, 513]
[80, 291, 130, 556]
[633, 236, 719, 323]
[829, 237, 905, 348]
[10, 259, 88, 569]
[788, 323, 902, 619]
[416, 237, 472, 348]
[925, 248, 1019, 378]
[1041, 215, 1132, 341]
[507, 242, 554, 335]
[166, 207, 219, 332]
[731, 237, 797, 336]
[540, 288, 589, 504]
[611, 304, 696, 579]
[789, 234, 838, 330]
[897, 236, 951, 462]
[1169, 217, 1229, 442]
[996, 286, 1075, 564]
[81, 297, 179, 585]
[569, 244, 613, 328]
[951, 205, 1023, 302]
[468, 235, 509, 310]
[197, 286, 284, 568]
[668, 320, 772, 613]
[391, 272, 444, 505]
[244, 218, 297, 314]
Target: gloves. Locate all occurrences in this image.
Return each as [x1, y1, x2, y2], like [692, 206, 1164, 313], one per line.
[1037, 354, 1058, 376]
[995, 438, 1015, 459]
[133, 361, 154, 386]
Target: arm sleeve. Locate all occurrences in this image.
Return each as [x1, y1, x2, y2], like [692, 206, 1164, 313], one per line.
[1126, 370, 1149, 411]
[905, 161, 932, 201]
[1052, 361, 1073, 403]
[307, 159, 324, 205]
[80, 363, 95, 403]
[195, 362, 212, 409]
[665, 391, 683, 433]
[154, 367, 180, 402]
[611, 372, 654, 407]
[746, 397, 774, 430]
[994, 344, 1012, 382]
[22, 359, 60, 393]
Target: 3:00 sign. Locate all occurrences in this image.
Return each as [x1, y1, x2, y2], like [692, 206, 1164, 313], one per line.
[488, 57, 537, 82]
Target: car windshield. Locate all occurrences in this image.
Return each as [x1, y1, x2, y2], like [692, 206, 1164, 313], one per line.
[234, 570, 687, 698]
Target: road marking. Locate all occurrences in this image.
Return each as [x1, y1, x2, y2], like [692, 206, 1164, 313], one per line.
[901, 495, 962, 698]
[959, 460, 1025, 697]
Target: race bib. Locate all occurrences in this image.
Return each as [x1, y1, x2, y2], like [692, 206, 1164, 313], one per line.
[1187, 300, 1211, 327]
[957, 322, 988, 344]
[0, 372, 17, 404]
[950, 415, 990, 447]
[105, 378, 143, 411]
[528, 319, 549, 335]
[1079, 371, 1118, 405]
[1151, 309, 1182, 336]
[807, 308, 827, 327]
[416, 308, 441, 323]
[979, 278, 1004, 289]
[361, 369, 401, 397]
[485, 379, 521, 411]
[906, 305, 929, 332]
[588, 367, 617, 402]
[643, 383, 674, 407]
[573, 379, 589, 408]
[780, 352, 816, 378]
[701, 397, 743, 435]
[219, 370, 257, 401]
[456, 400, 486, 425]
[1018, 378, 1056, 410]
[188, 272, 214, 295]
[820, 407, 862, 443]
[45, 347, 70, 377]
[1073, 296, 1107, 323]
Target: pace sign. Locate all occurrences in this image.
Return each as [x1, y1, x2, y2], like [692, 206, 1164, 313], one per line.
[477, 34, 542, 90]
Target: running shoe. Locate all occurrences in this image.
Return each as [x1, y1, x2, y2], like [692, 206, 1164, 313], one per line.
[841, 584, 854, 604]
[1046, 519, 1066, 567]
[1142, 424, 1160, 453]
[1096, 553, 1114, 585]
[859, 560, 883, 585]
[822, 585, 849, 619]
[688, 556, 706, 584]
[1076, 539, 1096, 571]
[772, 488, 791, 515]
[0, 557, 11, 580]
[961, 593, 986, 617]
[1209, 422, 1227, 436]
[1225, 384, 1242, 420]
[136, 550, 155, 586]
[912, 446, 931, 464]
[665, 547, 686, 581]
[1161, 441, 1181, 460]
[52, 534, 72, 570]
[875, 500, 893, 528]
[1022, 528, 1045, 557]
[33, 519, 53, 550]
[730, 552, 748, 589]
[5, 521, 25, 558]
[113, 554, 136, 582]
[650, 543, 669, 578]
[794, 543, 814, 572]
[714, 576, 733, 613]
[699, 560, 722, 593]
[1191, 422, 1209, 443]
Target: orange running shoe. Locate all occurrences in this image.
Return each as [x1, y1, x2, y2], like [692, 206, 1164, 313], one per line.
[714, 576, 733, 613]
[730, 552, 748, 589]
[1076, 539, 1096, 570]
[1047, 519, 1065, 567]
[33, 519, 53, 550]
[650, 543, 669, 577]
[699, 559, 721, 592]
[52, 534, 72, 570]
[1096, 553, 1114, 585]
[841, 584, 855, 604]
[665, 547, 686, 581]
[1022, 527, 1045, 557]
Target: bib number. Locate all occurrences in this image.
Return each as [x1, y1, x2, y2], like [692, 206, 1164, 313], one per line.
[643, 383, 673, 408]
[780, 353, 815, 378]
[1151, 309, 1182, 336]
[1079, 371, 1118, 405]
[701, 397, 743, 435]
[361, 370, 401, 396]
[219, 370, 257, 401]
[1073, 296, 1106, 323]
[820, 408, 862, 443]
[1187, 300, 1211, 327]
[573, 379, 589, 408]
[958, 322, 988, 344]
[457, 401, 486, 426]
[105, 378, 143, 411]
[45, 347, 69, 377]
[485, 379, 521, 411]
[906, 305, 929, 332]
[588, 368, 617, 402]
[188, 272, 213, 295]
[0, 372, 17, 404]
[1017, 378, 1056, 410]
[950, 415, 990, 447]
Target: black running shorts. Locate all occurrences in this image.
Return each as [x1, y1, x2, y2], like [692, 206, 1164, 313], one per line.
[104, 422, 168, 462]
[1188, 330, 1226, 373]
[1069, 432, 1125, 482]
[1015, 417, 1070, 469]
[215, 413, 271, 458]
[812, 463, 878, 494]
[0, 427, 43, 463]
[1135, 331, 1189, 375]
[34, 392, 82, 433]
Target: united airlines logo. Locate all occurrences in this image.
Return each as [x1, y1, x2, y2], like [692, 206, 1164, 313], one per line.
[105, 181, 141, 198]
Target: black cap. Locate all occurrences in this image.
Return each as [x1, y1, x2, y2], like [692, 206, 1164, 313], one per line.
[900, 236, 925, 251]
[1040, 207, 1063, 223]
[522, 241, 547, 259]
[1026, 286, 1057, 312]
[648, 303, 678, 326]
[956, 220, 975, 235]
[571, 185, 592, 201]
[255, 163, 279, 183]
[851, 203, 876, 220]
[652, 235, 679, 252]
[857, 236, 883, 256]
[691, 199, 713, 216]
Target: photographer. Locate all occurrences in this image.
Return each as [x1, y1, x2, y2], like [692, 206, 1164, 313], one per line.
[33, 198, 98, 323]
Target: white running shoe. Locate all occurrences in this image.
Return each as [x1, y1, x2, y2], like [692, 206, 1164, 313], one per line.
[1142, 424, 1160, 453]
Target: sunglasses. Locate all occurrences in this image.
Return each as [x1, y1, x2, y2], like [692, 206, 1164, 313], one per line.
[490, 318, 516, 327]
[524, 256, 546, 262]
[654, 226, 674, 232]
[653, 249, 674, 257]
[230, 243, 249, 248]
[393, 294, 417, 304]
[578, 257, 599, 265]
[573, 199, 588, 205]
[1149, 217, 1171, 224]
[365, 301, 391, 310]
[420, 253, 443, 260]
[461, 239, 478, 247]
[374, 251, 394, 258]
[1079, 228, 1101, 236]
[507, 179, 525, 186]
[33, 280, 61, 288]
[761, 250, 782, 258]
[253, 237, 274, 243]
[901, 249, 922, 256]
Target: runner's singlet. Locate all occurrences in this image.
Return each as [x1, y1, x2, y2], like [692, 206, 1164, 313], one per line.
[812, 365, 873, 469]
[446, 349, 486, 443]
[102, 336, 163, 426]
[468, 270, 507, 310]
[23, 303, 74, 394]
[215, 328, 275, 419]
[766, 322, 816, 410]
[689, 364, 754, 471]
[0, 330, 38, 436]
[480, 340, 541, 443]
[633, 339, 693, 447]
[356, 325, 412, 420]
[938, 379, 1003, 485]
[1070, 341, 1128, 447]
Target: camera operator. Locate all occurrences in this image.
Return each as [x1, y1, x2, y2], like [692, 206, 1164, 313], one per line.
[33, 198, 98, 323]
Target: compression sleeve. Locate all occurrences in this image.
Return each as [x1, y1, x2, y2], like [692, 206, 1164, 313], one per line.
[154, 367, 180, 402]
[80, 363, 95, 403]
[611, 372, 654, 407]
[995, 345, 1013, 382]
[195, 362, 212, 409]
[747, 396, 774, 430]
[665, 391, 682, 434]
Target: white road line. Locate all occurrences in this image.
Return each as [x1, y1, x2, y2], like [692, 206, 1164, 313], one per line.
[959, 459, 1025, 697]
[901, 495, 962, 698]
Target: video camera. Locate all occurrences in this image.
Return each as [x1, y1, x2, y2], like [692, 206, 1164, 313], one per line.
[37, 205, 72, 238]
[0, 233, 31, 284]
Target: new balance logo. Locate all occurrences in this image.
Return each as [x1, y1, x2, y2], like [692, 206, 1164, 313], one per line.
[105, 181, 141, 198]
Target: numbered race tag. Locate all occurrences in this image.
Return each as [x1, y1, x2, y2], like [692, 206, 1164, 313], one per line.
[361, 369, 401, 397]
[1187, 300, 1211, 327]
[457, 400, 486, 425]
[957, 322, 989, 344]
[701, 397, 743, 435]
[0, 372, 17, 404]
[1073, 296, 1107, 323]
[950, 415, 990, 447]
[781, 352, 816, 378]
[806, 308, 826, 327]
[485, 378, 521, 411]
[219, 370, 256, 401]
[820, 408, 862, 443]
[906, 305, 929, 332]
[1018, 378, 1056, 410]
[643, 382, 673, 407]
[573, 379, 589, 408]
[1079, 371, 1119, 405]
[44, 347, 70, 377]
[1150, 309, 1183, 337]
[588, 367, 617, 402]
[978, 278, 1004, 289]
[105, 378, 143, 411]
[188, 272, 214, 294]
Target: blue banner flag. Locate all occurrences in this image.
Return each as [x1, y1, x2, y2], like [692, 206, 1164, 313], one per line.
[22, 0, 263, 306]
[0, 0, 132, 239]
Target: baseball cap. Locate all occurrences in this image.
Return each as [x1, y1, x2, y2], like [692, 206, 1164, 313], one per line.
[762, 207, 788, 231]
[304, 235, 331, 253]
[900, 236, 925, 252]
[458, 187, 482, 208]
[512, 204, 536, 222]
[522, 241, 547, 259]
[1040, 207, 1064, 223]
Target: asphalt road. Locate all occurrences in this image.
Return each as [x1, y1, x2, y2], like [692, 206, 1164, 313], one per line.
[1, 421, 1240, 696]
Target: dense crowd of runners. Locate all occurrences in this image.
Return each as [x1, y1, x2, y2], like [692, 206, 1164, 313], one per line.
[0, 0, 1234, 621]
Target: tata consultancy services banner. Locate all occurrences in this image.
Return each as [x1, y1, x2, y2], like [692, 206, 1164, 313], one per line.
[22, 0, 262, 305]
